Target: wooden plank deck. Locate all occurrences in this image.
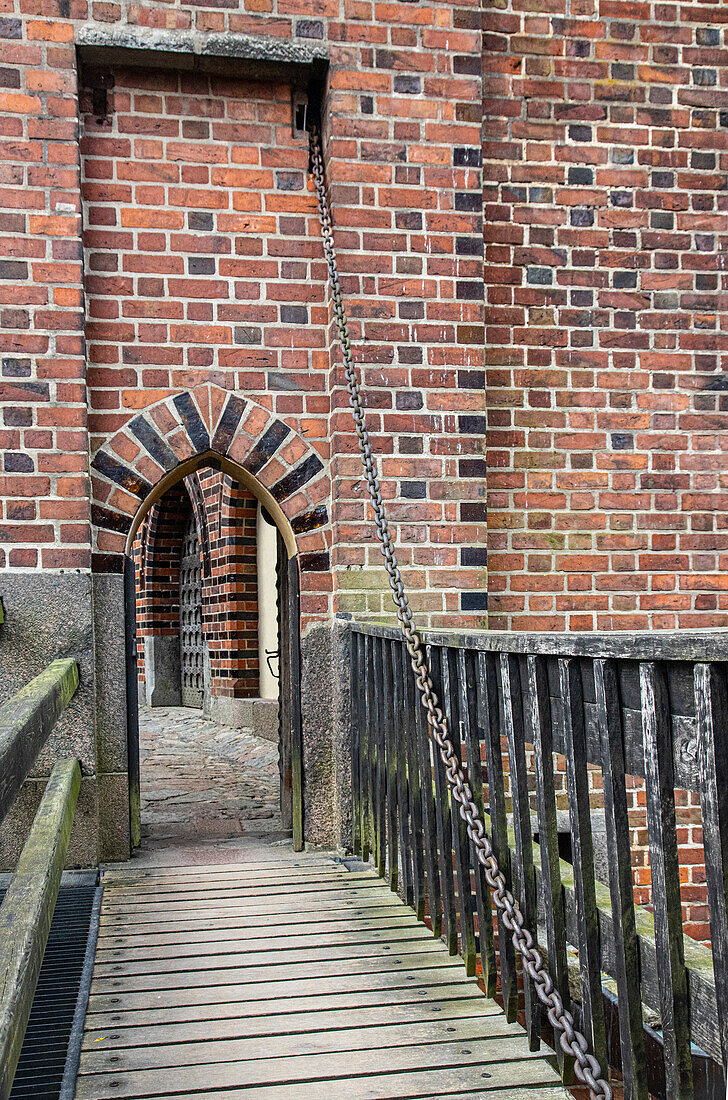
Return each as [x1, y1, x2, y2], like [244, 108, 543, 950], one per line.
[75, 843, 570, 1099]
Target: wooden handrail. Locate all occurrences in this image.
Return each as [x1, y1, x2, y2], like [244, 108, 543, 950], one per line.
[348, 623, 728, 1099]
[0, 658, 79, 825]
[0, 757, 82, 1100]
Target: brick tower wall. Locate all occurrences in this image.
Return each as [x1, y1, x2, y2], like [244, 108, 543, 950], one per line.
[484, 2, 728, 631]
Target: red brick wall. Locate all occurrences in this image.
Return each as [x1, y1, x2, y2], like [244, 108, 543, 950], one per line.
[133, 480, 190, 687]
[0, 2, 485, 634]
[199, 470, 260, 699]
[484, 2, 728, 631]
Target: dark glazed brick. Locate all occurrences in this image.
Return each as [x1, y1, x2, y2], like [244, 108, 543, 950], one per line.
[0, 260, 27, 279]
[91, 505, 133, 534]
[401, 481, 426, 498]
[295, 19, 324, 38]
[568, 166, 593, 185]
[454, 55, 480, 75]
[2, 357, 31, 378]
[461, 503, 486, 521]
[4, 453, 34, 472]
[693, 68, 717, 86]
[188, 257, 215, 275]
[91, 450, 152, 498]
[613, 271, 637, 289]
[0, 68, 20, 88]
[527, 267, 553, 285]
[458, 370, 485, 390]
[300, 551, 330, 572]
[270, 454, 324, 502]
[173, 392, 210, 454]
[454, 147, 482, 167]
[394, 75, 422, 94]
[459, 459, 487, 478]
[244, 420, 292, 475]
[459, 414, 487, 434]
[571, 208, 594, 227]
[188, 211, 213, 231]
[0, 17, 21, 38]
[569, 125, 592, 141]
[396, 392, 423, 410]
[456, 281, 482, 300]
[455, 192, 481, 212]
[456, 236, 483, 256]
[213, 395, 247, 453]
[291, 504, 329, 534]
[461, 591, 487, 611]
[129, 416, 178, 471]
[461, 547, 487, 567]
[280, 305, 308, 324]
[611, 433, 634, 450]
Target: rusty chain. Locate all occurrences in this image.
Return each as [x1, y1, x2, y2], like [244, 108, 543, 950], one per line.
[309, 124, 612, 1100]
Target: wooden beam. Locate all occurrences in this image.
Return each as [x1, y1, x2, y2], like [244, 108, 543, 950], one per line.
[0, 658, 79, 825]
[0, 757, 82, 1100]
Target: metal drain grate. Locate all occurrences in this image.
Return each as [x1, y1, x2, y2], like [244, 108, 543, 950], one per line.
[3, 884, 101, 1100]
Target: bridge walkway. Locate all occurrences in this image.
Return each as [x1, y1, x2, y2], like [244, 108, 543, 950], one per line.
[73, 840, 569, 1100]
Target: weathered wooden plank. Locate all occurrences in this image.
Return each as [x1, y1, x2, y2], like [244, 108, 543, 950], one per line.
[96, 903, 412, 939]
[382, 636, 399, 892]
[83, 984, 501, 1034]
[477, 649, 518, 1021]
[441, 646, 477, 975]
[500, 652, 540, 1048]
[458, 647, 496, 997]
[640, 661, 693, 1098]
[97, 912, 422, 949]
[350, 629, 362, 856]
[99, 893, 420, 923]
[100, 857, 337, 883]
[91, 933, 442, 977]
[363, 631, 376, 865]
[86, 964, 476, 1016]
[594, 657, 647, 1100]
[695, 662, 728, 1075]
[74, 1034, 559, 1099]
[100, 877, 390, 906]
[391, 639, 413, 908]
[89, 949, 465, 996]
[0, 658, 79, 825]
[158, 1076, 570, 1100]
[81, 1004, 516, 1068]
[400, 639, 426, 921]
[426, 643, 458, 954]
[525, 654, 572, 1083]
[412, 646, 442, 937]
[100, 867, 355, 893]
[371, 634, 386, 877]
[0, 756, 81, 1100]
[559, 657, 607, 1076]
[94, 924, 434, 964]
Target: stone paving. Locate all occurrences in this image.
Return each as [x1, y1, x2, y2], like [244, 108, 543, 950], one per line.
[138, 705, 283, 843]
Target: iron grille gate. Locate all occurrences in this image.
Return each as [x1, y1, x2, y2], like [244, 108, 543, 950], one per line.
[179, 512, 204, 709]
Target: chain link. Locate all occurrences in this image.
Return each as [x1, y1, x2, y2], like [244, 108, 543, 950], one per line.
[309, 125, 612, 1100]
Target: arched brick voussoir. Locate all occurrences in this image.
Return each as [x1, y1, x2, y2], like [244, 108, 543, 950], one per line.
[89, 387, 331, 560]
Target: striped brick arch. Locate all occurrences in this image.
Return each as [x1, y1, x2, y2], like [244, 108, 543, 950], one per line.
[90, 385, 331, 572]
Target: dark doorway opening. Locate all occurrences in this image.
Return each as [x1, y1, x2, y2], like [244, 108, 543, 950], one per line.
[123, 460, 303, 852]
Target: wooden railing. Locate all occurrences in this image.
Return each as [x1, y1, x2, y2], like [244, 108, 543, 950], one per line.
[0, 658, 81, 1100]
[348, 623, 728, 1100]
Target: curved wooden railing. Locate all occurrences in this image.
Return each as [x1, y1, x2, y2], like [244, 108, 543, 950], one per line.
[0, 658, 81, 1100]
[348, 622, 728, 1100]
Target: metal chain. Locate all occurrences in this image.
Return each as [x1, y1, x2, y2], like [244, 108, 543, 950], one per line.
[309, 125, 612, 1100]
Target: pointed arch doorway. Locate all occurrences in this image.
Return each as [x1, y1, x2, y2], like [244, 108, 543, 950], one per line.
[122, 455, 304, 852]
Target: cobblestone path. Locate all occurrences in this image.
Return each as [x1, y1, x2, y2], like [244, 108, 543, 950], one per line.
[138, 706, 282, 843]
